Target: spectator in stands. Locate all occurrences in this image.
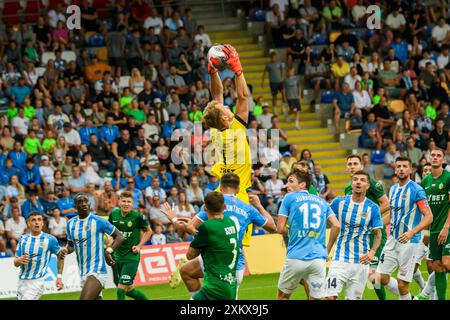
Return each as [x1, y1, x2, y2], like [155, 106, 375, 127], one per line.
[432, 16, 450, 49]
[256, 105, 274, 130]
[145, 176, 167, 207]
[385, 6, 407, 33]
[312, 164, 333, 201]
[85, 55, 112, 85]
[0, 218, 7, 256]
[151, 224, 166, 244]
[48, 208, 67, 245]
[194, 25, 212, 52]
[331, 55, 350, 91]
[299, 0, 320, 38]
[165, 223, 182, 243]
[372, 95, 397, 140]
[361, 112, 382, 150]
[430, 118, 450, 150]
[5, 207, 26, 254]
[332, 82, 356, 133]
[123, 177, 145, 209]
[21, 190, 44, 219]
[304, 55, 330, 106]
[321, 0, 344, 33]
[262, 51, 285, 115]
[405, 136, 423, 167]
[383, 143, 401, 178]
[95, 180, 118, 216]
[361, 153, 376, 179]
[174, 191, 195, 219]
[186, 176, 204, 211]
[130, 0, 152, 24]
[265, 4, 284, 47]
[264, 170, 284, 202]
[437, 103, 450, 130]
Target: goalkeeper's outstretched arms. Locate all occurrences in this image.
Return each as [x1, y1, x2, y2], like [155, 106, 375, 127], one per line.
[223, 44, 249, 124]
[208, 62, 224, 104]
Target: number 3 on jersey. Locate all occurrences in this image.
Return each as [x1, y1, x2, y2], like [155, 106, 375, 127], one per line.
[299, 203, 322, 230]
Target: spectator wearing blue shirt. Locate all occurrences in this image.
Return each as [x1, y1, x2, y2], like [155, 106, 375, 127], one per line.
[123, 178, 145, 208]
[112, 167, 127, 191]
[204, 175, 219, 194]
[21, 190, 45, 219]
[57, 188, 77, 219]
[122, 148, 141, 177]
[0, 146, 6, 169]
[79, 118, 99, 146]
[9, 141, 27, 170]
[135, 166, 152, 191]
[68, 166, 87, 194]
[20, 158, 42, 194]
[0, 158, 20, 185]
[100, 115, 120, 145]
[41, 190, 59, 217]
[158, 164, 174, 193]
[360, 113, 382, 150]
[332, 82, 356, 133]
[391, 35, 409, 63]
[162, 113, 181, 139]
[10, 78, 31, 104]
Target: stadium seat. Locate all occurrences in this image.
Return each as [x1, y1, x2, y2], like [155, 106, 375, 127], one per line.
[84, 31, 96, 43]
[25, 0, 41, 23]
[252, 10, 266, 22]
[88, 34, 105, 47]
[41, 51, 56, 66]
[371, 150, 385, 165]
[36, 67, 46, 77]
[388, 99, 405, 113]
[2, 2, 24, 25]
[61, 50, 76, 63]
[119, 76, 130, 90]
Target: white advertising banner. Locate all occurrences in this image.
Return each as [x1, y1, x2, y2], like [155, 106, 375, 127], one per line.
[0, 254, 115, 299]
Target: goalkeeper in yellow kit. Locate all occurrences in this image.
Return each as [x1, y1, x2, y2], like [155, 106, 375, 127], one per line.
[169, 45, 254, 290]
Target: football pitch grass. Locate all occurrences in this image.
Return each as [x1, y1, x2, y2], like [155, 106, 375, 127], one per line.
[32, 263, 446, 300]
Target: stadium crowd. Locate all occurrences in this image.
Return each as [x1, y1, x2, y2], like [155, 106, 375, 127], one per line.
[0, 0, 304, 257]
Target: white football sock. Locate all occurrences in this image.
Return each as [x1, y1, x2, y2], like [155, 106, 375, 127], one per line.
[421, 272, 435, 297]
[413, 269, 425, 289]
[399, 293, 412, 300]
[385, 277, 400, 296]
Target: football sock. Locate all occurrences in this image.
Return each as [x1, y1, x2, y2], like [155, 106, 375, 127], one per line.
[374, 285, 386, 300]
[435, 272, 447, 300]
[126, 289, 149, 300]
[413, 269, 425, 289]
[385, 277, 400, 296]
[399, 293, 412, 300]
[421, 272, 435, 297]
[117, 288, 126, 300]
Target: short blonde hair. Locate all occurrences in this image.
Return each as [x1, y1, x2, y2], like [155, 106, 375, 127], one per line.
[203, 100, 223, 130]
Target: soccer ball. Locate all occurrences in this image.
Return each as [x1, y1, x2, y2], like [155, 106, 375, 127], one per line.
[207, 45, 228, 71]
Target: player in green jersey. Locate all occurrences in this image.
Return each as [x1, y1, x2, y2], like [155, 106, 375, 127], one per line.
[161, 191, 240, 300]
[345, 154, 394, 300]
[420, 148, 450, 300]
[108, 191, 153, 300]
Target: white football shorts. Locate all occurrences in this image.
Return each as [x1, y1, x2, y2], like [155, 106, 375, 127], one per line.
[325, 261, 370, 300]
[17, 278, 45, 300]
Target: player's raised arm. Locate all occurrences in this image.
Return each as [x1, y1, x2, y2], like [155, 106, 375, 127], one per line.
[209, 71, 224, 104]
[223, 45, 249, 123]
[249, 194, 277, 232]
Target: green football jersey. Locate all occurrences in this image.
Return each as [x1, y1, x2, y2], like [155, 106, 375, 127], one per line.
[421, 170, 450, 234]
[190, 217, 239, 300]
[108, 208, 149, 261]
[308, 185, 318, 195]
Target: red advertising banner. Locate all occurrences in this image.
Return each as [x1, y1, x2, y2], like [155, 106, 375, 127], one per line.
[134, 242, 249, 286]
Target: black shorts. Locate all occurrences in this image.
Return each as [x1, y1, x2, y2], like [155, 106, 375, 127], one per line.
[108, 57, 122, 67]
[269, 82, 283, 96]
[287, 99, 301, 111]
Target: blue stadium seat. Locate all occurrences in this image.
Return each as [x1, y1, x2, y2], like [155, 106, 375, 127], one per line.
[320, 91, 335, 104]
[253, 10, 266, 22]
[370, 150, 385, 165]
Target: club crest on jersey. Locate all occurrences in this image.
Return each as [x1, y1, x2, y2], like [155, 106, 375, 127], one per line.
[359, 211, 367, 218]
[401, 194, 407, 200]
[84, 225, 90, 231]
[439, 183, 444, 190]
[127, 221, 132, 227]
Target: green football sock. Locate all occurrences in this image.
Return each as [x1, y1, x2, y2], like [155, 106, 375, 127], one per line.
[126, 289, 149, 300]
[435, 272, 447, 300]
[117, 288, 126, 300]
[374, 286, 386, 300]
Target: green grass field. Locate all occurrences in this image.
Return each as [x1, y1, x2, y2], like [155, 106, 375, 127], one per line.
[26, 263, 444, 300]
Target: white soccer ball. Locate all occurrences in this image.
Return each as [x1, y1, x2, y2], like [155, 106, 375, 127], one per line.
[207, 45, 228, 71]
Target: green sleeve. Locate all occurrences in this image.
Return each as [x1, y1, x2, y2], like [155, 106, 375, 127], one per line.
[138, 213, 149, 230]
[309, 185, 318, 195]
[370, 178, 385, 199]
[190, 223, 209, 250]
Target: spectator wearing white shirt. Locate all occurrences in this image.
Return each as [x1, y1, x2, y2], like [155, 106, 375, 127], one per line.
[12, 108, 30, 137]
[256, 105, 274, 129]
[270, 0, 288, 16]
[151, 225, 166, 245]
[194, 25, 212, 51]
[432, 17, 450, 48]
[47, 105, 70, 134]
[343, 66, 362, 91]
[39, 155, 55, 190]
[418, 50, 437, 70]
[264, 171, 284, 201]
[48, 208, 67, 245]
[437, 45, 450, 70]
[145, 176, 167, 207]
[5, 206, 27, 254]
[352, 0, 367, 26]
[144, 7, 164, 34]
[174, 191, 195, 219]
[385, 6, 406, 32]
[60, 122, 81, 148]
[48, 3, 66, 28]
[352, 80, 372, 120]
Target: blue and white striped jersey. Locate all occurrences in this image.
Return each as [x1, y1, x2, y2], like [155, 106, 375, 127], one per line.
[331, 196, 383, 263]
[279, 190, 334, 261]
[389, 180, 427, 244]
[16, 232, 61, 280]
[196, 194, 268, 270]
[67, 213, 115, 276]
